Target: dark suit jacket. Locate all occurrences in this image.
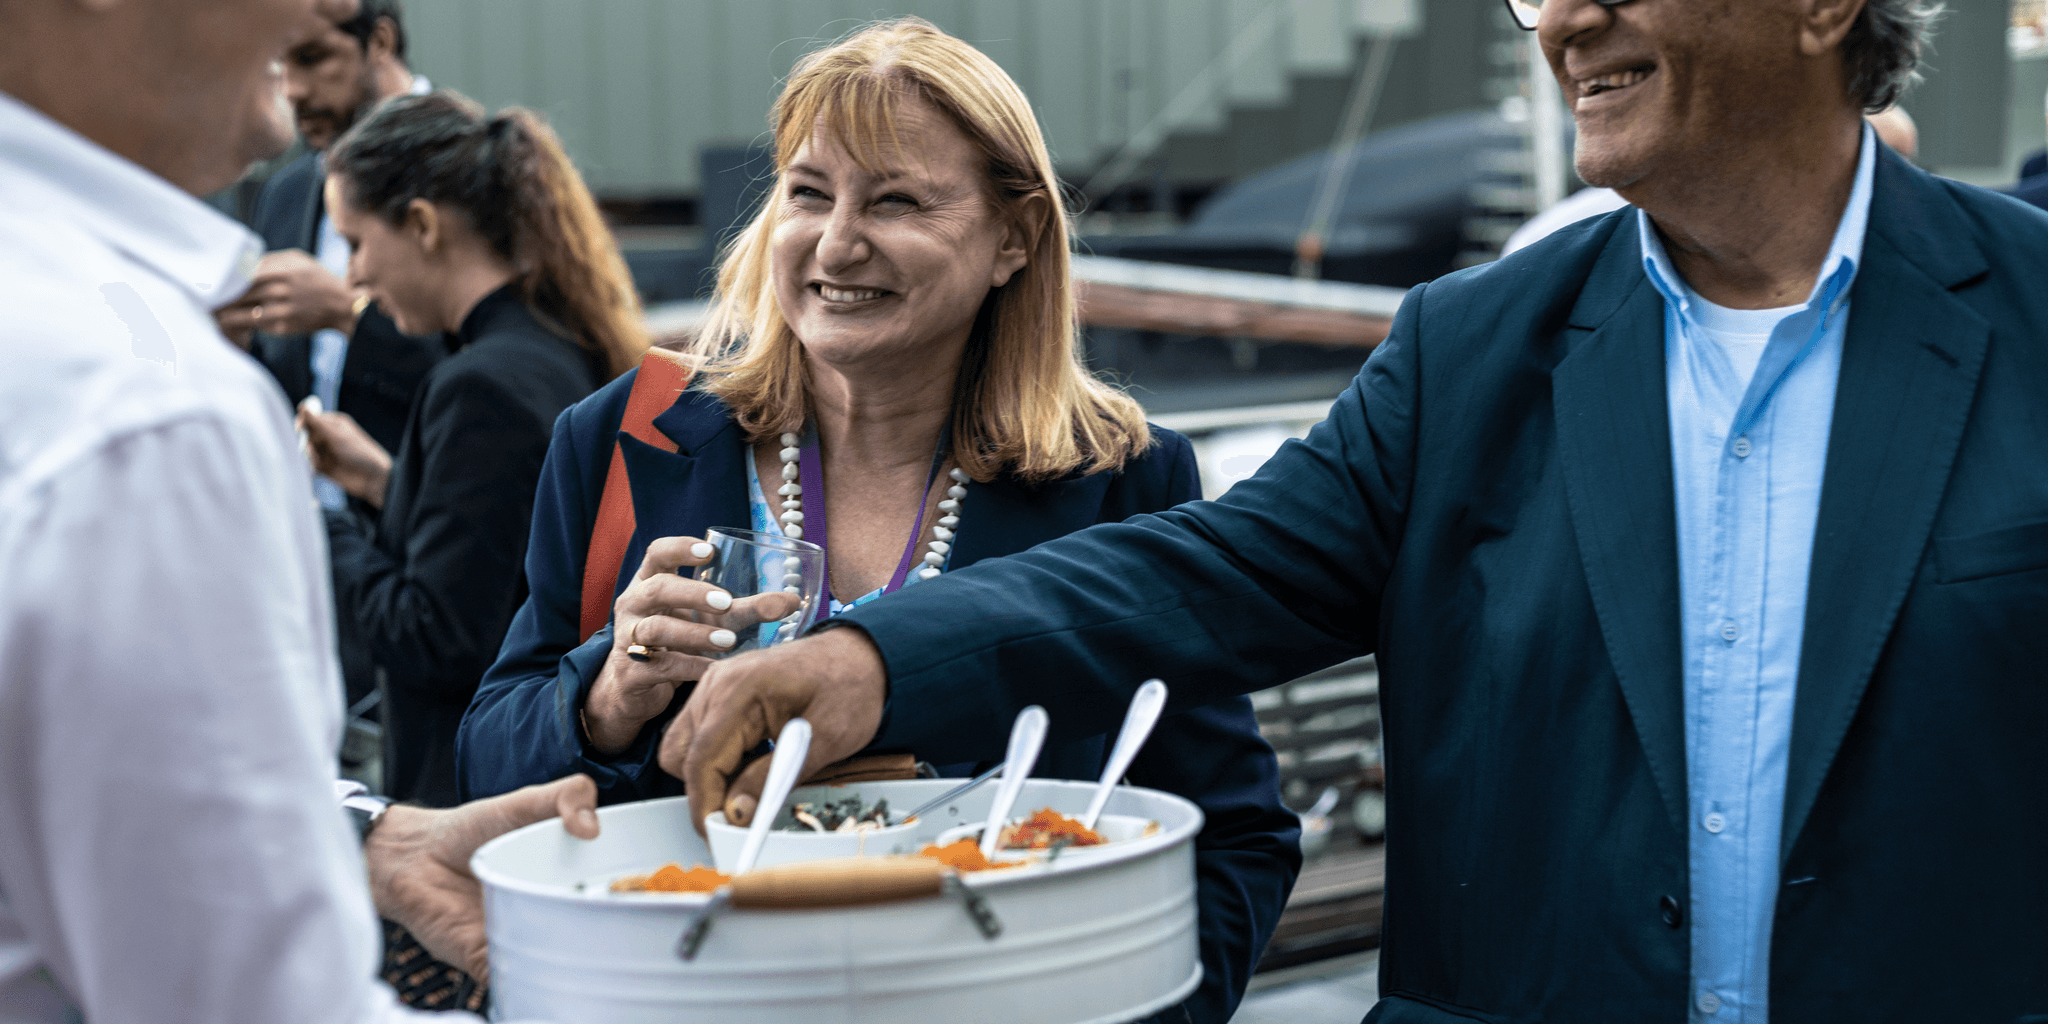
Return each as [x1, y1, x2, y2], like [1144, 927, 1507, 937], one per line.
[328, 285, 602, 807]
[840, 146, 2048, 1022]
[457, 378, 1301, 1024]
[247, 150, 443, 454]
[2005, 172, 2048, 214]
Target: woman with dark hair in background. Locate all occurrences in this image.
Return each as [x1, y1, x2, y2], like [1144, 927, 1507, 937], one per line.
[302, 90, 648, 815]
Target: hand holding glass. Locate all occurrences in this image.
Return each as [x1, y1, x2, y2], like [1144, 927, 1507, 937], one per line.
[685, 528, 826, 655]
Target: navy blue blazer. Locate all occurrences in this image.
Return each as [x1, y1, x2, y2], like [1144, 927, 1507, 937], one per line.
[840, 146, 2048, 1022]
[2004, 171, 2048, 214]
[458, 378, 1301, 1024]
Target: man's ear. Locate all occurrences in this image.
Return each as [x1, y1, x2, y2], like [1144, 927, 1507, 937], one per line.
[367, 15, 400, 64]
[989, 193, 1046, 289]
[403, 199, 441, 255]
[1798, 0, 1867, 57]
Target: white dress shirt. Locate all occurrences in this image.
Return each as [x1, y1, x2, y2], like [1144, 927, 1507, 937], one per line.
[0, 91, 464, 1023]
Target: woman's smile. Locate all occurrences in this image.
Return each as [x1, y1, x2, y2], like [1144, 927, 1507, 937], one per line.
[812, 282, 894, 307]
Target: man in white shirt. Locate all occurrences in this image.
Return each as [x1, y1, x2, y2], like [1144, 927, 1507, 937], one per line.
[0, 2, 596, 1021]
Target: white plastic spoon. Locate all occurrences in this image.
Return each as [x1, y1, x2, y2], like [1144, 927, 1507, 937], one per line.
[978, 705, 1050, 861]
[731, 717, 812, 875]
[1081, 679, 1168, 830]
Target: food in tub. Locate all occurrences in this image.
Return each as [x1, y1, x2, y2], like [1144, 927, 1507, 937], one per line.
[609, 863, 729, 893]
[932, 808, 1162, 868]
[999, 808, 1106, 850]
[774, 792, 893, 833]
[917, 838, 1016, 872]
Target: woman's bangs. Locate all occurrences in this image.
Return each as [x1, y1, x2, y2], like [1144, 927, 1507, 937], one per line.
[777, 71, 913, 177]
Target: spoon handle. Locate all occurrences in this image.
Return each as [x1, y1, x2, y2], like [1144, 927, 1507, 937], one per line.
[979, 705, 1049, 860]
[733, 718, 812, 876]
[903, 763, 1003, 823]
[1082, 679, 1168, 830]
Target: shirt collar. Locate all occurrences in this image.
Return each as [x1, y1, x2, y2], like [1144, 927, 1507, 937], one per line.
[449, 281, 530, 352]
[0, 90, 263, 310]
[1637, 120, 1877, 319]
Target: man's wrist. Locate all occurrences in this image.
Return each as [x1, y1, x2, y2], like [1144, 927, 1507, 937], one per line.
[809, 623, 891, 747]
[342, 792, 391, 843]
[336, 781, 392, 844]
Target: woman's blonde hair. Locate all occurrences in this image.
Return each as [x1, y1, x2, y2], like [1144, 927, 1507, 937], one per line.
[689, 17, 1150, 483]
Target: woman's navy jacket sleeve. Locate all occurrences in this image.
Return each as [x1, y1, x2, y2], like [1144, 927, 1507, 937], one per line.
[457, 371, 1301, 1023]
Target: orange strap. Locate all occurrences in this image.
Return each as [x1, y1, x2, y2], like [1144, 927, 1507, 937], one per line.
[579, 350, 693, 642]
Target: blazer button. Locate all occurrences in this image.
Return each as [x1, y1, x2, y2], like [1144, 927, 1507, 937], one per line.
[1659, 895, 1683, 929]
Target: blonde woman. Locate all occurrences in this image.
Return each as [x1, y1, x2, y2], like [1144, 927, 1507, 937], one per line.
[459, 20, 1296, 1021]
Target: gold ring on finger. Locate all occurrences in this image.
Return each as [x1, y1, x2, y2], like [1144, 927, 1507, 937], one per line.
[626, 618, 654, 662]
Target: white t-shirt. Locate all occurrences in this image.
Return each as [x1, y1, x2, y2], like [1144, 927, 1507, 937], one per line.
[0, 91, 463, 1023]
[1688, 294, 1803, 390]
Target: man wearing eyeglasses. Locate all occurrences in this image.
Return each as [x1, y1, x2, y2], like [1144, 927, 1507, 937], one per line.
[668, 1, 2048, 1021]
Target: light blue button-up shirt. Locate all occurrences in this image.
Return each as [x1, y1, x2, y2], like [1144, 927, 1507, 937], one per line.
[1640, 123, 1875, 1023]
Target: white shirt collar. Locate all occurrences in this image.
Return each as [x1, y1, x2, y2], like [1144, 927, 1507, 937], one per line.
[0, 90, 263, 310]
[1638, 120, 1878, 319]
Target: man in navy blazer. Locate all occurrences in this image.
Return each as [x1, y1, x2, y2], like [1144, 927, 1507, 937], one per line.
[668, 1, 2047, 1021]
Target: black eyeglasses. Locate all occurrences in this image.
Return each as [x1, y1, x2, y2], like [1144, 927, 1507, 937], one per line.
[1504, 0, 1637, 31]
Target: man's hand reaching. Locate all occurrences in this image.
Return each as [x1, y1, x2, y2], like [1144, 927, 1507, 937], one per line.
[364, 774, 600, 982]
[217, 249, 361, 338]
[658, 627, 889, 835]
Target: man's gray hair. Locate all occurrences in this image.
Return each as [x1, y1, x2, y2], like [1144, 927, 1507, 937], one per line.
[1843, 0, 1946, 113]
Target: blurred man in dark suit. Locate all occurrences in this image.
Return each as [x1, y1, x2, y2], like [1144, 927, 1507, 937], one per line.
[216, 0, 441, 488]
[216, 0, 439, 723]
[2005, 87, 2048, 212]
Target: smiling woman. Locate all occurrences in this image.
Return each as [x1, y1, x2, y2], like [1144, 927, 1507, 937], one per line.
[697, 21, 1150, 486]
[456, 19, 1302, 1024]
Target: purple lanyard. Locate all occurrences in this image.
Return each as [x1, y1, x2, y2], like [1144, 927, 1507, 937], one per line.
[797, 423, 951, 607]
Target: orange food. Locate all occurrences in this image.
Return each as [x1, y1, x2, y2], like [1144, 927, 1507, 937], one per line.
[918, 838, 994, 871]
[610, 862, 728, 893]
[1001, 808, 1105, 850]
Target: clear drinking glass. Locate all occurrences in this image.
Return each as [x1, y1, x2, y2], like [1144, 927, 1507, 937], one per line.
[692, 527, 826, 654]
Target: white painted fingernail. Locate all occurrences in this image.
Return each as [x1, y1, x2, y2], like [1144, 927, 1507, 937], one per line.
[706, 590, 733, 611]
[691, 542, 714, 559]
[709, 629, 737, 648]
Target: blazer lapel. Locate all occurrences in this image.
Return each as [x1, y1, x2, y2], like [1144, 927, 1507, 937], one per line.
[947, 472, 1110, 569]
[1779, 152, 1990, 860]
[1553, 211, 1690, 837]
[615, 390, 750, 593]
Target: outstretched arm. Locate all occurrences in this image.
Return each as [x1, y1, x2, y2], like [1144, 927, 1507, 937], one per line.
[663, 284, 1428, 832]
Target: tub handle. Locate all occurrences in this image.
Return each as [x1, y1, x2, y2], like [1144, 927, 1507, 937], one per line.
[728, 857, 945, 908]
[677, 858, 1002, 960]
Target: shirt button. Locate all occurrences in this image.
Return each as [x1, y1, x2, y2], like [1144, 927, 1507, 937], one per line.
[1659, 894, 1684, 928]
[1703, 812, 1726, 833]
[1731, 436, 1752, 458]
[1720, 621, 1739, 642]
[1698, 991, 1722, 1014]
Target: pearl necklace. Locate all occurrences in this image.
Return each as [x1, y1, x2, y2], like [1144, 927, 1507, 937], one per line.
[776, 431, 967, 590]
